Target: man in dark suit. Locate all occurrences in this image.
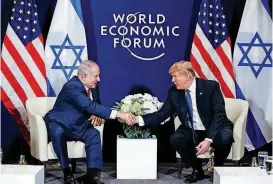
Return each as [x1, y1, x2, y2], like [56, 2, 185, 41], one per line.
[128, 61, 233, 183]
[44, 60, 134, 184]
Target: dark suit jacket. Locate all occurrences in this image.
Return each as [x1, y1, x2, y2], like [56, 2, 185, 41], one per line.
[45, 76, 111, 137]
[143, 78, 233, 140]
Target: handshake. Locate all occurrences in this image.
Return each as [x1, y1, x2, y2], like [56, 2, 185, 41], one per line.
[116, 112, 138, 125]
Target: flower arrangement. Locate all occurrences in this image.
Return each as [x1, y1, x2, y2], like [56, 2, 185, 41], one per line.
[113, 93, 170, 138]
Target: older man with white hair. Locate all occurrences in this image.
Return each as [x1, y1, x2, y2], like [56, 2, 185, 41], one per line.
[44, 60, 134, 184]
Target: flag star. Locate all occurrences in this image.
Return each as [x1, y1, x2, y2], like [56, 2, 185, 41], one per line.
[202, 20, 206, 24]
[209, 21, 212, 25]
[13, 0, 16, 4]
[221, 7, 223, 10]
[34, 12, 38, 16]
[222, 23, 226, 27]
[17, 26, 20, 30]
[199, 12, 201, 16]
[12, 8, 15, 12]
[18, 17, 22, 21]
[35, 4, 37, 7]
[19, 9, 23, 14]
[34, 20, 37, 24]
[27, 11, 31, 15]
[222, 32, 226, 36]
[24, 27, 28, 31]
[216, 14, 219, 18]
[28, 3, 31, 6]
[204, 3, 207, 7]
[32, 28, 36, 32]
[216, 31, 219, 35]
[216, 22, 219, 26]
[209, 13, 212, 17]
[203, 12, 206, 16]
[23, 35, 27, 39]
[209, 29, 212, 33]
[20, 1, 24, 5]
[209, 4, 213, 8]
[25, 19, 29, 23]
[11, 16, 14, 20]
[222, 15, 225, 19]
[215, 39, 218, 43]
[216, 6, 219, 9]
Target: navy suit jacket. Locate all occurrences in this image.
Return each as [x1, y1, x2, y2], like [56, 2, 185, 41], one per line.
[45, 76, 111, 137]
[143, 78, 233, 140]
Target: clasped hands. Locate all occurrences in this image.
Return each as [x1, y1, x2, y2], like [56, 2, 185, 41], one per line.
[116, 112, 137, 125]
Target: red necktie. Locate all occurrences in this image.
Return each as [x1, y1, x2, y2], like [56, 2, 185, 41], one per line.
[87, 88, 91, 98]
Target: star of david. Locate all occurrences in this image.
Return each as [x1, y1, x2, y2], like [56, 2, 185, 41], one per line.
[50, 35, 85, 80]
[237, 32, 272, 78]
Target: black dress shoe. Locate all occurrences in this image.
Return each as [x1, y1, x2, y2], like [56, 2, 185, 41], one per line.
[64, 174, 77, 184]
[82, 176, 104, 184]
[183, 170, 205, 183]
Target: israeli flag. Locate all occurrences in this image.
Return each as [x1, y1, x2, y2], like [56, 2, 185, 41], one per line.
[45, 0, 88, 96]
[233, 0, 272, 150]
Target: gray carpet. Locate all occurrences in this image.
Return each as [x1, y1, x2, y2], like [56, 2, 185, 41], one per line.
[45, 162, 213, 184]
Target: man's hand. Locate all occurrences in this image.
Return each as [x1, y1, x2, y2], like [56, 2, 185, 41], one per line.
[117, 112, 136, 125]
[196, 140, 211, 155]
[88, 115, 104, 126]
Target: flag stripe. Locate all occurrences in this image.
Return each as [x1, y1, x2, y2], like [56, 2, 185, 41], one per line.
[1, 88, 30, 144]
[216, 45, 235, 80]
[193, 34, 235, 98]
[190, 54, 207, 80]
[191, 43, 215, 80]
[25, 41, 46, 79]
[1, 58, 28, 108]
[4, 35, 45, 97]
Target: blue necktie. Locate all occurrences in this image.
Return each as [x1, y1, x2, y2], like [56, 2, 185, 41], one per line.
[185, 89, 196, 143]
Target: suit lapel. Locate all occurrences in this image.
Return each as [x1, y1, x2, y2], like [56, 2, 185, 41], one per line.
[195, 78, 203, 115]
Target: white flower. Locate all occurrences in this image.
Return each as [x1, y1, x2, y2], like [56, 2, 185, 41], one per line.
[143, 101, 157, 114]
[120, 104, 130, 112]
[156, 102, 163, 109]
[122, 95, 133, 104]
[134, 94, 143, 98]
[143, 93, 153, 101]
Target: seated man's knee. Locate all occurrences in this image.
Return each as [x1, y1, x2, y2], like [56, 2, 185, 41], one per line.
[50, 125, 65, 140]
[218, 129, 233, 145]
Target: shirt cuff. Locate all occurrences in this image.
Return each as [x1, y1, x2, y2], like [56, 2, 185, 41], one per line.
[137, 116, 145, 126]
[205, 138, 213, 143]
[110, 110, 117, 119]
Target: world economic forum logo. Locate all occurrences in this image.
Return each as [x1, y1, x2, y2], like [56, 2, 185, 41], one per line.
[101, 12, 180, 61]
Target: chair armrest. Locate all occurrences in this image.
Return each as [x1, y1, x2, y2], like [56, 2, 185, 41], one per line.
[27, 109, 48, 161]
[231, 115, 247, 161]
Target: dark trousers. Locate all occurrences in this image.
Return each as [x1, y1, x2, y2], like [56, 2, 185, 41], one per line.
[170, 126, 233, 170]
[46, 120, 103, 170]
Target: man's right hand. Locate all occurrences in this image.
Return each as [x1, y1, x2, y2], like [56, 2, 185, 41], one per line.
[116, 112, 136, 124]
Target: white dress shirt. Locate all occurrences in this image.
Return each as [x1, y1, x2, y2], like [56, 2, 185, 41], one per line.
[137, 78, 213, 142]
[84, 85, 117, 119]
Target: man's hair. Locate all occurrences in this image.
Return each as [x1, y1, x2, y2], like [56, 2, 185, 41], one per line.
[169, 61, 196, 79]
[77, 60, 97, 76]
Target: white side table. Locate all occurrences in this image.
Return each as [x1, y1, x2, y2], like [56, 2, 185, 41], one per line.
[214, 167, 273, 184]
[0, 164, 44, 184]
[117, 135, 157, 179]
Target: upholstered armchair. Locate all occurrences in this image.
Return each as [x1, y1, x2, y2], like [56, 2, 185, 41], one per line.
[26, 97, 104, 173]
[174, 98, 249, 178]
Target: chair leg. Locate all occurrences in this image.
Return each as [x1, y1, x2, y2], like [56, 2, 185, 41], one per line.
[41, 162, 47, 182]
[234, 160, 240, 166]
[71, 159, 77, 173]
[177, 158, 182, 179]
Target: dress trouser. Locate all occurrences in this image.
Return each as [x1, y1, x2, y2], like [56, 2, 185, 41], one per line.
[46, 120, 103, 170]
[170, 126, 233, 170]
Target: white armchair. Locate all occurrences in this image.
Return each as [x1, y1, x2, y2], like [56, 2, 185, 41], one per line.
[175, 98, 249, 178]
[26, 97, 104, 172]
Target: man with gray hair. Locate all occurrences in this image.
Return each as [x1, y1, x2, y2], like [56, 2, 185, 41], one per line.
[44, 60, 134, 184]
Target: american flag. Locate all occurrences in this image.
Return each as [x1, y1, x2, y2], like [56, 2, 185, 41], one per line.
[190, 0, 235, 98]
[1, 0, 47, 144]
